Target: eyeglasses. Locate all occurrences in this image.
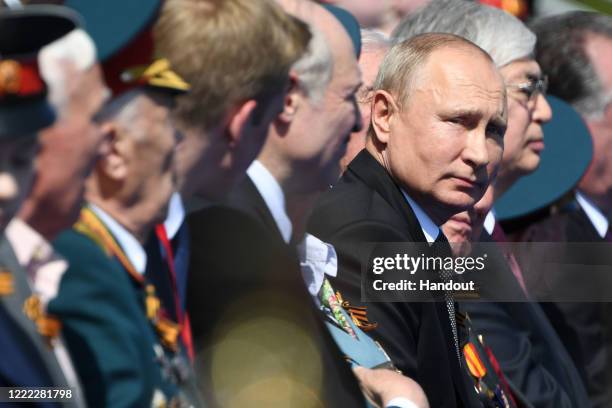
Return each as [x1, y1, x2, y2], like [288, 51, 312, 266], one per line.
[507, 75, 548, 103]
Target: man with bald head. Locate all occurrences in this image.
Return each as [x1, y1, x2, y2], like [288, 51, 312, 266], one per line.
[309, 33, 507, 407]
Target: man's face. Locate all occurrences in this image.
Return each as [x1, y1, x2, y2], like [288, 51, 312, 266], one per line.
[443, 185, 494, 256]
[340, 47, 386, 172]
[19, 63, 108, 236]
[375, 47, 507, 224]
[578, 34, 612, 211]
[175, 86, 287, 201]
[0, 136, 38, 232]
[291, 35, 362, 191]
[496, 59, 552, 186]
[123, 93, 178, 225]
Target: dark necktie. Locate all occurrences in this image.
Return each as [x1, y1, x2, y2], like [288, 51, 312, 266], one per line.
[434, 232, 461, 364]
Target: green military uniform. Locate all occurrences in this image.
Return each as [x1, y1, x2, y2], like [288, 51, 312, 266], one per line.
[48, 209, 179, 406]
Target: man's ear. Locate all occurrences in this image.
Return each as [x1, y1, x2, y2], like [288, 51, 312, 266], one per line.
[277, 72, 301, 124]
[226, 99, 258, 148]
[98, 122, 129, 181]
[371, 90, 397, 145]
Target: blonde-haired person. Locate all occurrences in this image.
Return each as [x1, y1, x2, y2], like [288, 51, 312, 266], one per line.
[155, 0, 311, 202]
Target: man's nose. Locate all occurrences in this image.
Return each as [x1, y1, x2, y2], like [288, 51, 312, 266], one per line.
[462, 132, 490, 168]
[533, 93, 553, 123]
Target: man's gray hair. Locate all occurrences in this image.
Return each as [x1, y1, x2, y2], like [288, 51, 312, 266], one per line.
[530, 12, 612, 119]
[392, 0, 535, 68]
[361, 29, 391, 55]
[292, 25, 333, 102]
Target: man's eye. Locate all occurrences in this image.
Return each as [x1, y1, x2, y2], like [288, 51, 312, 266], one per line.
[486, 124, 506, 138]
[519, 86, 535, 98]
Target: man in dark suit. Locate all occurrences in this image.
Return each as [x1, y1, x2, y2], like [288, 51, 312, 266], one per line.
[511, 12, 612, 407]
[145, 0, 312, 363]
[184, 1, 416, 405]
[308, 33, 508, 407]
[207, 3, 431, 406]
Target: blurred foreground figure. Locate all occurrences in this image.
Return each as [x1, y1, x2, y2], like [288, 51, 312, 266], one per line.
[0, 6, 86, 406]
[43, 0, 199, 404]
[191, 0, 428, 405]
[156, 0, 368, 406]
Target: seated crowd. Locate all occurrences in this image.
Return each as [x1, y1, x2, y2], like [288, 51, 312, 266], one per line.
[1, 0, 612, 407]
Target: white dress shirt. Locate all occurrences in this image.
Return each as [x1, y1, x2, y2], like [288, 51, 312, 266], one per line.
[247, 160, 292, 243]
[576, 191, 608, 238]
[248, 163, 422, 408]
[400, 190, 440, 243]
[90, 204, 147, 274]
[484, 210, 496, 235]
[163, 192, 185, 240]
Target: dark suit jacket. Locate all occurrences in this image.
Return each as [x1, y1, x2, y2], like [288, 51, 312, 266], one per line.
[0, 235, 68, 408]
[513, 201, 612, 408]
[187, 201, 366, 407]
[462, 231, 591, 408]
[307, 150, 481, 408]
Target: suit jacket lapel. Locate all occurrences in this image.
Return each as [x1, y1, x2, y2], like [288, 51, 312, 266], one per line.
[228, 176, 286, 243]
[347, 151, 427, 243]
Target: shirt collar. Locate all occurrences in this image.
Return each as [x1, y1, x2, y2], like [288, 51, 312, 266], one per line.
[576, 191, 608, 238]
[163, 192, 185, 240]
[297, 233, 338, 301]
[247, 160, 293, 243]
[89, 204, 147, 274]
[400, 190, 440, 244]
[484, 210, 496, 235]
[5, 218, 53, 268]
[5, 218, 68, 306]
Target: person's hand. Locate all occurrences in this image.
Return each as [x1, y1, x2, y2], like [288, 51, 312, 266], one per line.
[352, 366, 429, 408]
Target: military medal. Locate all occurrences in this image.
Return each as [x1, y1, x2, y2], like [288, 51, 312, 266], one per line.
[0, 269, 14, 296]
[464, 342, 487, 379]
[335, 289, 378, 331]
[22, 295, 62, 345]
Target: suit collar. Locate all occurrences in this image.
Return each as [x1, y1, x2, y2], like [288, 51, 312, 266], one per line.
[347, 150, 427, 242]
[89, 204, 147, 275]
[247, 160, 292, 243]
[575, 191, 608, 238]
[163, 192, 185, 240]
